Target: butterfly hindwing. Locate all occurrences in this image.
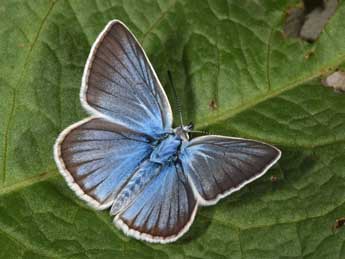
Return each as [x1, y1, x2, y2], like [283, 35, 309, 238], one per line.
[180, 135, 281, 205]
[81, 20, 172, 136]
[54, 117, 153, 209]
[114, 162, 197, 243]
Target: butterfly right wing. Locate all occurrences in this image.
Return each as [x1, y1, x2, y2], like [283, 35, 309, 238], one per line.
[54, 117, 154, 209]
[180, 135, 281, 205]
[114, 162, 197, 243]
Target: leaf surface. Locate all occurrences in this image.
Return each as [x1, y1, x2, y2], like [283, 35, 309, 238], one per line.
[1, 0, 345, 258]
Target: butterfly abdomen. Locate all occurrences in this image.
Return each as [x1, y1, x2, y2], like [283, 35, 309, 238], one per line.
[110, 161, 161, 215]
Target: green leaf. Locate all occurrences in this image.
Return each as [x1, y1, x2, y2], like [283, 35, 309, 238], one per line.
[1, 0, 345, 258]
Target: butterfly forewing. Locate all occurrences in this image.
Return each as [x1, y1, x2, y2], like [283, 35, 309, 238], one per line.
[81, 21, 173, 136]
[180, 136, 281, 204]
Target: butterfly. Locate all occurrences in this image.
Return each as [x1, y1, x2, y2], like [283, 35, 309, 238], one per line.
[54, 20, 281, 243]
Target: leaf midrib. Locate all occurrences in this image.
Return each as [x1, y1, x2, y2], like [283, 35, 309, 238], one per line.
[1, 0, 59, 184]
[0, 170, 59, 196]
[196, 53, 345, 130]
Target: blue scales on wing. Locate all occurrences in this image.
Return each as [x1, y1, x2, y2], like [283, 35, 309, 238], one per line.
[114, 162, 197, 242]
[81, 21, 172, 137]
[56, 21, 176, 211]
[180, 136, 281, 204]
[56, 117, 154, 209]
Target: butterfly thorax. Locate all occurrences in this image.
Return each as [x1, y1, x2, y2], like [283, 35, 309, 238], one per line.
[149, 126, 189, 164]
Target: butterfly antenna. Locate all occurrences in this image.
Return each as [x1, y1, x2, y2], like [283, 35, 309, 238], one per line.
[168, 71, 184, 125]
[189, 129, 211, 135]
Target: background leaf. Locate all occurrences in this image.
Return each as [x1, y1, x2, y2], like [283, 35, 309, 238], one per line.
[1, 0, 345, 258]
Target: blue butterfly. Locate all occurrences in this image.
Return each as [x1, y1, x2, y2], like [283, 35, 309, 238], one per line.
[54, 20, 281, 243]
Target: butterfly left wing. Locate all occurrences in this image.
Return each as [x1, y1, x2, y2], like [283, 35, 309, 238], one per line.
[114, 162, 197, 243]
[180, 136, 281, 205]
[54, 117, 154, 210]
[81, 20, 172, 136]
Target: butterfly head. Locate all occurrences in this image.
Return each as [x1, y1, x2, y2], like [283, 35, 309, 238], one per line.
[174, 122, 193, 141]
